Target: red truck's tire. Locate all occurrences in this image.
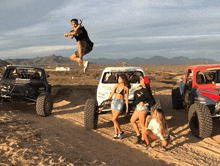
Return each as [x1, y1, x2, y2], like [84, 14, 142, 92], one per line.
[188, 103, 213, 138]
[172, 87, 184, 109]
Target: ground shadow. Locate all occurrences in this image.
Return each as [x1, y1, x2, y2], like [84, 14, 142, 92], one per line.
[0, 106, 173, 166]
[97, 112, 132, 129]
[154, 94, 220, 151]
[0, 85, 97, 116]
[212, 118, 220, 137]
[3, 85, 220, 155]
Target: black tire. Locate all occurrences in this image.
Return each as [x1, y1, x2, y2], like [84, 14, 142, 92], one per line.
[47, 85, 52, 94]
[0, 98, 10, 107]
[150, 98, 162, 115]
[84, 99, 98, 130]
[172, 87, 184, 109]
[188, 103, 213, 138]
[36, 93, 53, 117]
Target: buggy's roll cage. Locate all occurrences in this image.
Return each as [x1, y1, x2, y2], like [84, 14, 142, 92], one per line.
[101, 71, 144, 84]
[5, 67, 43, 79]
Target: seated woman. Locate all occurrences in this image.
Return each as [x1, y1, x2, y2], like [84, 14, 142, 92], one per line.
[130, 76, 155, 144]
[143, 109, 170, 152]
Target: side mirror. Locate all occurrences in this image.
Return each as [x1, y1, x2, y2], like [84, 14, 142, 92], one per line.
[47, 75, 50, 78]
[96, 77, 100, 81]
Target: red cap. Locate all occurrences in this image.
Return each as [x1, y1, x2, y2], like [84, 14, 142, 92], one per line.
[143, 76, 150, 84]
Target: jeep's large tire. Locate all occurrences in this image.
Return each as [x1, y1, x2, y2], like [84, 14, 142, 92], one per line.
[150, 98, 161, 114]
[172, 87, 184, 109]
[84, 99, 98, 130]
[188, 103, 213, 138]
[36, 93, 53, 117]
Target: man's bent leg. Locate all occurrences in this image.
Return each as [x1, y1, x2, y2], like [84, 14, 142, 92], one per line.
[70, 52, 83, 66]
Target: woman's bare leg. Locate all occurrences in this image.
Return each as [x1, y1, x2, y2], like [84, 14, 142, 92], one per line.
[130, 110, 140, 136]
[161, 139, 169, 147]
[138, 111, 148, 140]
[112, 110, 122, 134]
[143, 129, 158, 146]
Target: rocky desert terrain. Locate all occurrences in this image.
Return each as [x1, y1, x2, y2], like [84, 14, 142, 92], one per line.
[0, 64, 220, 165]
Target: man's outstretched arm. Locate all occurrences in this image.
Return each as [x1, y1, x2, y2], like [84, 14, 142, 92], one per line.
[64, 29, 82, 37]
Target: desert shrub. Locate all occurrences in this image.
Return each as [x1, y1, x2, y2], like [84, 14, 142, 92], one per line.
[91, 71, 102, 78]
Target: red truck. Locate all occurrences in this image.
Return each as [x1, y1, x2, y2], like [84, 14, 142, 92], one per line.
[172, 64, 220, 138]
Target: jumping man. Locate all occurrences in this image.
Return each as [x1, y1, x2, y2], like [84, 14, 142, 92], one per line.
[64, 19, 94, 73]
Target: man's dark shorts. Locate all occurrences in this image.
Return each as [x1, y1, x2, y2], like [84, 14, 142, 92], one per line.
[75, 43, 93, 58]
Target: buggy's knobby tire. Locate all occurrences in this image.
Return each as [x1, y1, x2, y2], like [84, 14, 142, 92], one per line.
[47, 85, 52, 94]
[150, 99, 162, 115]
[188, 103, 213, 138]
[36, 93, 53, 117]
[84, 99, 98, 130]
[172, 87, 184, 109]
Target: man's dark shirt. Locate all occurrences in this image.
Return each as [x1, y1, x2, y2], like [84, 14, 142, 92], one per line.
[71, 26, 93, 47]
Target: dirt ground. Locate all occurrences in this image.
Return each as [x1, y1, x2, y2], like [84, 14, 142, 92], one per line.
[0, 64, 220, 165]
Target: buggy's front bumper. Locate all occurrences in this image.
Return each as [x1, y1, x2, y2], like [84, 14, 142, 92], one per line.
[0, 84, 37, 102]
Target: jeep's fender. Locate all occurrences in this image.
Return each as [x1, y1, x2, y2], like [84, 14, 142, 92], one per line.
[179, 80, 185, 96]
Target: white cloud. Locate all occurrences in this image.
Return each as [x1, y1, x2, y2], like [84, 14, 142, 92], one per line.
[0, 45, 77, 58]
[148, 0, 206, 8]
[112, 34, 220, 45]
[0, 0, 31, 10]
[3, 1, 220, 39]
[4, 21, 57, 37]
[1, 0, 220, 61]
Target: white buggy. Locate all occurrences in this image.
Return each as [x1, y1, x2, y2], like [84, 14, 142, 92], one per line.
[84, 67, 161, 130]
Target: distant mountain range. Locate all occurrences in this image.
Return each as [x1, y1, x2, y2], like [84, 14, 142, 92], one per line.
[0, 59, 9, 67]
[87, 56, 217, 64]
[2, 54, 218, 66]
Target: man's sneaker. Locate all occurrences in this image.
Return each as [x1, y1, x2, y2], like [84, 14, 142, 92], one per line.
[113, 134, 119, 140]
[118, 131, 124, 139]
[83, 61, 89, 73]
[78, 59, 83, 66]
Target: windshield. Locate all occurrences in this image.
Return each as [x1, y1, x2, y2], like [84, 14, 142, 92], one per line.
[101, 71, 144, 84]
[4, 68, 43, 79]
[196, 70, 220, 84]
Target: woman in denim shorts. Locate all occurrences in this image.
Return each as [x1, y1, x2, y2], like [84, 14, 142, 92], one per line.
[130, 76, 156, 144]
[108, 74, 130, 140]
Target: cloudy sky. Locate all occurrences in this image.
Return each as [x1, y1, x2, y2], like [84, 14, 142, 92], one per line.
[1, 0, 220, 61]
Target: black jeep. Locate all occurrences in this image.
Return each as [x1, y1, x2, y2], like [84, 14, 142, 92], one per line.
[0, 65, 53, 117]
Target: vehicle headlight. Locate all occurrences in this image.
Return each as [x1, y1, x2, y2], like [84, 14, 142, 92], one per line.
[195, 97, 205, 101]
